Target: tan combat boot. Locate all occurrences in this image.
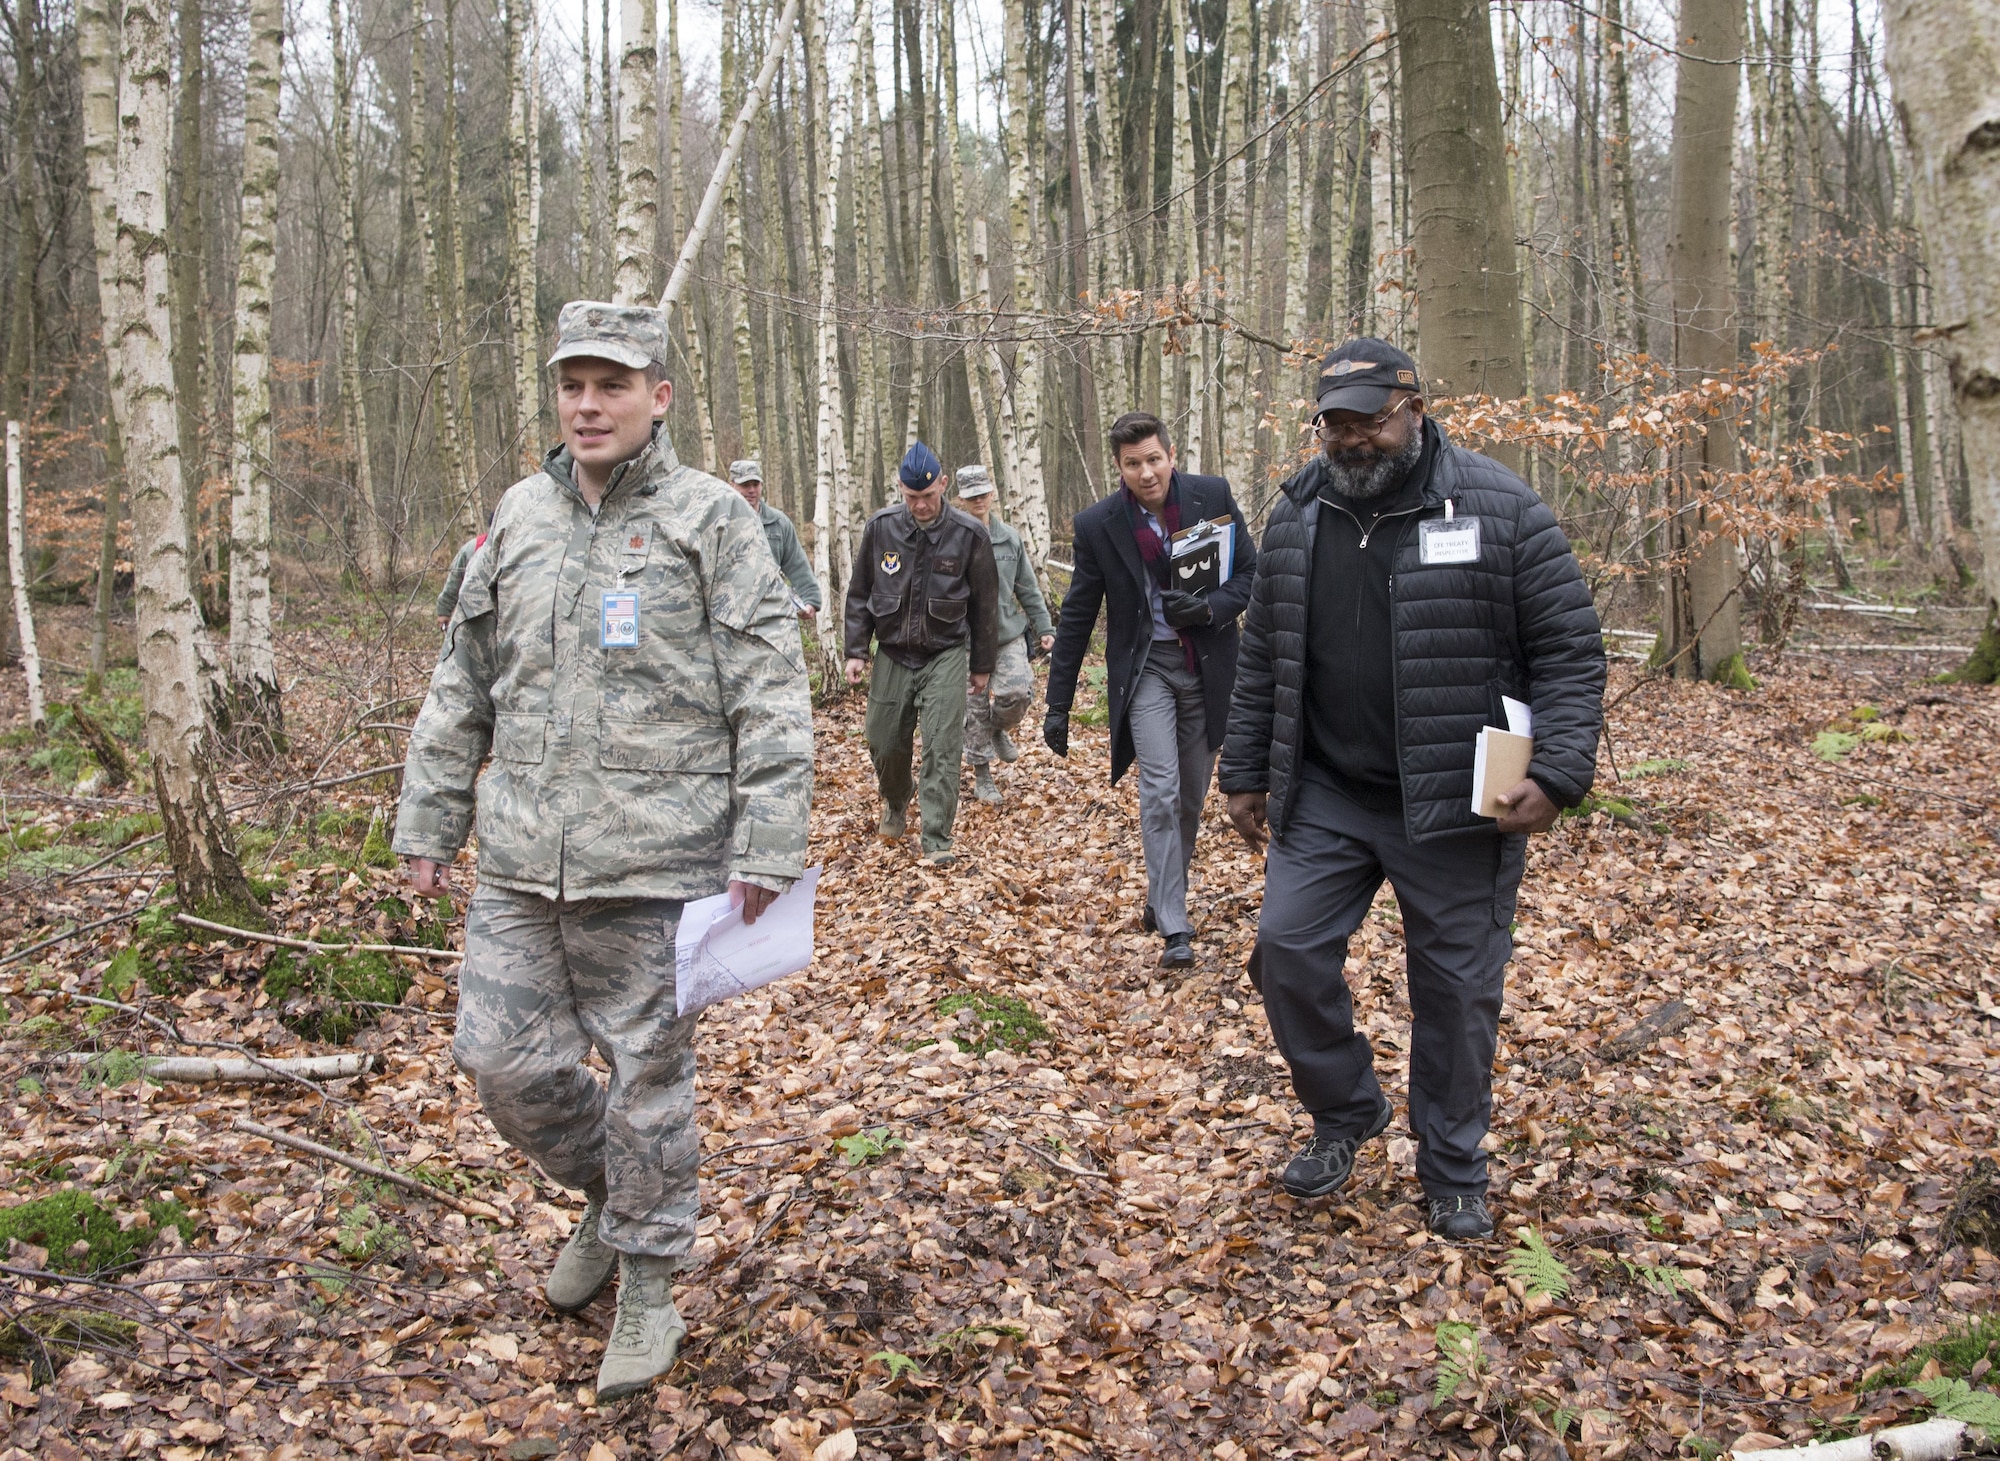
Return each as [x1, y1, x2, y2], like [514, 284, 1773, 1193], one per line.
[878, 802, 907, 839]
[545, 1182, 617, 1313]
[973, 764, 1002, 804]
[595, 1254, 686, 1402]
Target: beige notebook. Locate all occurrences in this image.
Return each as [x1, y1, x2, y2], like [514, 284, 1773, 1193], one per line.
[1472, 728, 1534, 818]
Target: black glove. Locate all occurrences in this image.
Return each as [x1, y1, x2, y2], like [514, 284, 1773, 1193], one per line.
[1043, 709, 1070, 758]
[1162, 589, 1212, 629]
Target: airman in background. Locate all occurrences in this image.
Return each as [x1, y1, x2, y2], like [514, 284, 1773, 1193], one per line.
[729, 459, 822, 619]
[955, 465, 1053, 804]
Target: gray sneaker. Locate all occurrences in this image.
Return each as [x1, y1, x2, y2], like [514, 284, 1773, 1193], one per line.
[973, 764, 1002, 803]
[994, 729, 1020, 763]
[1280, 1100, 1394, 1199]
[595, 1254, 686, 1402]
[545, 1187, 616, 1314]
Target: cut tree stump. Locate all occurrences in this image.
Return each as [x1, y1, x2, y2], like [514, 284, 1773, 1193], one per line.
[1544, 997, 1696, 1081]
[59, 701, 134, 789]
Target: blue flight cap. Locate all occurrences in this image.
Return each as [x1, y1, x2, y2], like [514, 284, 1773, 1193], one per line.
[899, 441, 944, 491]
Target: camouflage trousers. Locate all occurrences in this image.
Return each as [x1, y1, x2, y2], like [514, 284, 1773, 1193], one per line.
[963, 636, 1034, 766]
[454, 883, 698, 1260]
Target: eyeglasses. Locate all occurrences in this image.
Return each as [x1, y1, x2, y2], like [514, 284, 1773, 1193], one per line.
[1314, 393, 1412, 443]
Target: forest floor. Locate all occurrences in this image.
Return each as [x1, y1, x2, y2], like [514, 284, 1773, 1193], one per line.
[0, 592, 1996, 1460]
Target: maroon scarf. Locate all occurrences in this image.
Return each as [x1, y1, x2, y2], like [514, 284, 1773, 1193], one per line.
[1123, 480, 1197, 671]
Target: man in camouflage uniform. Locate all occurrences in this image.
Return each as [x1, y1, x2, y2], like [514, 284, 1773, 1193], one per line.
[394, 302, 813, 1403]
[843, 441, 998, 866]
[728, 459, 822, 619]
[955, 466, 1052, 805]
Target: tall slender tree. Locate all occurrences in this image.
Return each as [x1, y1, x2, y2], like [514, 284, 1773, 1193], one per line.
[1662, 0, 1746, 681]
[100, 0, 261, 918]
[227, 0, 284, 735]
[508, 0, 544, 464]
[330, 0, 386, 581]
[1000, 0, 1052, 571]
[613, 0, 658, 304]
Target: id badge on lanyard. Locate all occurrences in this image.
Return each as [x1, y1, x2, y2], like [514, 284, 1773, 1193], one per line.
[1419, 501, 1480, 566]
[602, 591, 640, 647]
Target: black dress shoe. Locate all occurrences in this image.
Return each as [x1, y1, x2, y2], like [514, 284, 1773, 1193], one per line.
[1142, 904, 1158, 933]
[1279, 1100, 1393, 1198]
[1159, 932, 1193, 968]
[1427, 1194, 1495, 1241]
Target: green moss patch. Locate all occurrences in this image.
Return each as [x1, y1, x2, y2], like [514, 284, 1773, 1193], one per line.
[1864, 1314, 2000, 1393]
[264, 948, 412, 1043]
[0, 1190, 195, 1276]
[935, 992, 1050, 1055]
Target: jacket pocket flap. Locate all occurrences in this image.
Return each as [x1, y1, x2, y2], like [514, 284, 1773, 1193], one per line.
[492, 712, 546, 763]
[927, 594, 968, 622]
[600, 718, 735, 772]
[869, 588, 904, 617]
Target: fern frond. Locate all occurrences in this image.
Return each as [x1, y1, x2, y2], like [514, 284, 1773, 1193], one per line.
[1915, 1377, 2000, 1436]
[1503, 1226, 1574, 1301]
[1431, 1321, 1483, 1405]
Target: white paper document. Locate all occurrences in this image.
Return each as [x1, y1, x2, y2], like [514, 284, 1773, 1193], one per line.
[1501, 696, 1533, 737]
[674, 866, 821, 1018]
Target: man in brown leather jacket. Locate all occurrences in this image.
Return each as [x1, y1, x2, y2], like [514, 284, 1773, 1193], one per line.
[844, 441, 1000, 866]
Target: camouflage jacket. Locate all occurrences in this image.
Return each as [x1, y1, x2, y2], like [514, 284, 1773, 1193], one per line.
[393, 428, 814, 901]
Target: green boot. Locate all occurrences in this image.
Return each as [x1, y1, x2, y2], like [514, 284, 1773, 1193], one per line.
[545, 1181, 616, 1314]
[595, 1254, 686, 1402]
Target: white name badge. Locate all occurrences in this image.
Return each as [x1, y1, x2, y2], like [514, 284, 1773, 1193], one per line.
[601, 590, 640, 647]
[1419, 516, 1481, 565]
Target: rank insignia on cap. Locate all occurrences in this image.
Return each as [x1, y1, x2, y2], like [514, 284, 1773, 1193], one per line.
[1397, 369, 1416, 385]
[881, 551, 902, 575]
[1332, 360, 1379, 376]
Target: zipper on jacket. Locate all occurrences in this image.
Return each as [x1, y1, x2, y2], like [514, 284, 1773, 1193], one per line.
[1318, 496, 1424, 549]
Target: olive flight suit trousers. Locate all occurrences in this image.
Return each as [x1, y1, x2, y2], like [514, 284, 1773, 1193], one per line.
[865, 641, 971, 855]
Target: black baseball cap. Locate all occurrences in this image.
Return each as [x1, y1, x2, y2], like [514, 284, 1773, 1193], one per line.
[1314, 338, 1423, 418]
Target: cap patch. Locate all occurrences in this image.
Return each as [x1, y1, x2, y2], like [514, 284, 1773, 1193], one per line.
[1332, 360, 1379, 376]
[1397, 369, 1416, 385]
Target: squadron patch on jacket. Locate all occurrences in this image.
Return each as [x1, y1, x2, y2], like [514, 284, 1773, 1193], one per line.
[880, 550, 902, 576]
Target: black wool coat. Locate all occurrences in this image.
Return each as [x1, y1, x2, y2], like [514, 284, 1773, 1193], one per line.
[1046, 471, 1257, 785]
[1217, 424, 1606, 842]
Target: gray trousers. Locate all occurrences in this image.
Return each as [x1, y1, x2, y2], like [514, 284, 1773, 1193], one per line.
[1250, 764, 1525, 1197]
[453, 884, 699, 1259]
[1127, 641, 1215, 938]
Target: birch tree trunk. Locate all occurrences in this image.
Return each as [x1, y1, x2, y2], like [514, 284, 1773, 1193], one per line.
[79, 0, 125, 693]
[106, 0, 261, 920]
[614, 0, 659, 304]
[1171, 1, 1204, 465]
[441, 0, 476, 512]
[1881, 0, 2000, 675]
[1217, 0, 1255, 491]
[509, 0, 544, 466]
[6, 422, 44, 730]
[1092, 0, 1130, 413]
[1000, 0, 1052, 572]
[410, 0, 474, 541]
[1662, 0, 1746, 682]
[807, 0, 851, 695]
[942, 0, 997, 479]
[719, 0, 760, 461]
[1392, 0, 1526, 420]
[227, 0, 284, 737]
[1365, 0, 1398, 338]
[168, 0, 206, 569]
[1064, 0, 1105, 487]
[330, 0, 386, 583]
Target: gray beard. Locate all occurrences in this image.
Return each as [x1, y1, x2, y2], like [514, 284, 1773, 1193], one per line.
[1323, 427, 1423, 501]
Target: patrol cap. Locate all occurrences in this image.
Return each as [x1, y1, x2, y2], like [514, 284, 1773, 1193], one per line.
[728, 459, 763, 486]
[546, 300, 669, 372]
[899, 440, 944, 491]
[955, 465, 994, 498]
[1314, 337, 1422, 419]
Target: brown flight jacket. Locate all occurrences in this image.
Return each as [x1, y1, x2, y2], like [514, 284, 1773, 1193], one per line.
[843, 502, 1000, 674]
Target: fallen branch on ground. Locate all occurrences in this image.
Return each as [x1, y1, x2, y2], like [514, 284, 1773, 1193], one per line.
[1731, 1417, 1967, 1459]
[232, 1118, 495, 1221]
[52, 1052, 373, 1083]
[174, 912, 462, 961]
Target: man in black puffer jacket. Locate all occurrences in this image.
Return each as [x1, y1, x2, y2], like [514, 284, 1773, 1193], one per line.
[1218, 338, 1605, 1241]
